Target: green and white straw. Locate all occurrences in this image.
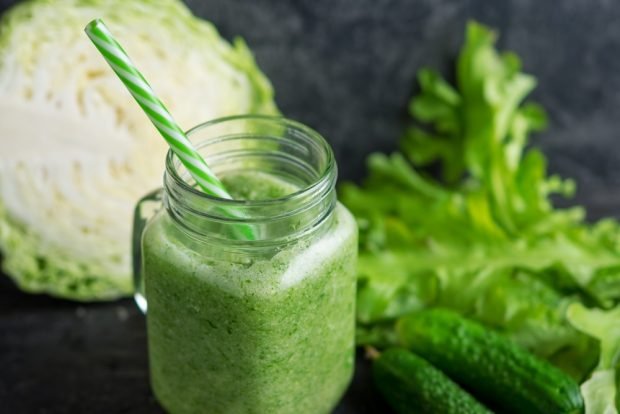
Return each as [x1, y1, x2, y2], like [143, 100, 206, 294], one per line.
[85, 19, 231, 199]
[85, 19, 254, 239]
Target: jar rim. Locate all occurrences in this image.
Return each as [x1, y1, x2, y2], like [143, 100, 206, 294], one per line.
[165, 114, 336, 207]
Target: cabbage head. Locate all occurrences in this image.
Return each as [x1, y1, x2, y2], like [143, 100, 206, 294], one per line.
[0, 0, 278, 300]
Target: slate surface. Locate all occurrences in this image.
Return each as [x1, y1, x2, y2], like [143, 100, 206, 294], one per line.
[2, 0, 620, 413]
[0, 277, 391, 413]
[194, 0, 620, 218]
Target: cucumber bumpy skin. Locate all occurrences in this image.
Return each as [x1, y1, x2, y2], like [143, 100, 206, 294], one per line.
[396, 309, 584, 414]
[373, 348, 493, 414]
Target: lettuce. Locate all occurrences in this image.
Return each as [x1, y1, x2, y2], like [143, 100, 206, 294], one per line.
[0, 0, 277, 300]
[568, 304, 620, 414]
[343, 21, 620, 396]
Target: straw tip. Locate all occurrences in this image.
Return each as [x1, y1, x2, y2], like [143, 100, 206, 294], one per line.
[84, 18, 104, 34]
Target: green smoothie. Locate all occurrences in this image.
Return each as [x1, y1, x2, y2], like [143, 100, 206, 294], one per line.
[143, 172, 358, 414]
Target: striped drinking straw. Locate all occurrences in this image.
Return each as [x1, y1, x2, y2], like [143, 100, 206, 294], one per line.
[85, 19, 254, 239]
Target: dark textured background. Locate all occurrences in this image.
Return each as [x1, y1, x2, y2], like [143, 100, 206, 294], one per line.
[2, 0, 620, 413]
[196, 0, 620, 218]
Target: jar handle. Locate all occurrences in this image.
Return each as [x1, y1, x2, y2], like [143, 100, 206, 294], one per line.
[132, 188, 163, 314]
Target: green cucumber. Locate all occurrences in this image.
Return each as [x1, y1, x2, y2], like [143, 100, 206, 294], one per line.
[396, 309, 584, 414]
[373, 348, 493, 414]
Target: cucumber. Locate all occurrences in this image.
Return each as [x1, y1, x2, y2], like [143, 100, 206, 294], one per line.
[373, 348, 493, 414]
[396, 309, 584, 414]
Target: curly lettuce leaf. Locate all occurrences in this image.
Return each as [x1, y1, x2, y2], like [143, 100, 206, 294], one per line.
[567, 304, 620, 414]
[342, 21, 620, 388]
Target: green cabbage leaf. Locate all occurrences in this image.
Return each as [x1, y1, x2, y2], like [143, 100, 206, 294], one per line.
[0, 0, 277, 300]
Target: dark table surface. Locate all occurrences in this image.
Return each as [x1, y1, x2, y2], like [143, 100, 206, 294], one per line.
[0, 275, 393, 414]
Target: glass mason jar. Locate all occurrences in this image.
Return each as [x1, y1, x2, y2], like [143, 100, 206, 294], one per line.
[133, 115, 358, 414]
